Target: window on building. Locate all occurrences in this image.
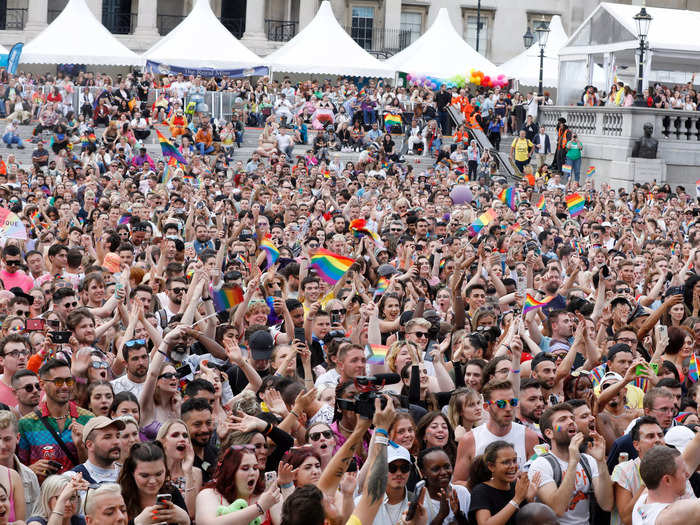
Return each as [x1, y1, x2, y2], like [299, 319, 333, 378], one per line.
[400, 11, 422, 47]
[463, 11, 492, 54]
[351, 6, 375, 50]
[526, 13, 554, 44]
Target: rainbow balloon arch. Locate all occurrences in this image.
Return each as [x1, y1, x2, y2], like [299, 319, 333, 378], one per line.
[405, 69, 509, 90]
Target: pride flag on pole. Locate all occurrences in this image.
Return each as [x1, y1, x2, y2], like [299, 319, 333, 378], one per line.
[211, 286, 244, 313]
[565, 193, 585, 217]
[156, 129, 187, 165]
[259, 238, 280, 268]
[310, 248, 355, 285]
[468, 208, 497, 237]
[498, 187, 516, 211]
[522, 294, 554, 315]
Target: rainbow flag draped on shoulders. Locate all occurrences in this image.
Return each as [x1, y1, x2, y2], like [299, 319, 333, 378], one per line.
[310, 248, 355, 285]
[156, 129, 187, 165]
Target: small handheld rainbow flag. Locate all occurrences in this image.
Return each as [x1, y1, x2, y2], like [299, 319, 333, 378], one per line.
[589, 364, 606, 387]
[570, 239, 585, 255]
[384, 113, 402, 132]
[259, 238, 280, 268]
[586, 166, 596, 177]
[310, 248, 355, 285]
[349, 219, 384, 248]
[562, 164, 572, 175]
[211, 285, 244, 313]
[456, 174, 467, 183]
[522, 293, 554, 315]
[498, 187, 516, 211]
[535, 195, 545, 210]
[156, 129, 187, 165]
[565, 193, 585, 217]
[689, 353, 699, 382]
[468, 208, 497, 237]
[510, 223, 527, 237]
[366, 344, 389, 365]
[374, 277, 389, 296]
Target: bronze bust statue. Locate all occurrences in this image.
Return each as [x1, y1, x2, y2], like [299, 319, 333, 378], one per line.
[631, 122, 658, 159]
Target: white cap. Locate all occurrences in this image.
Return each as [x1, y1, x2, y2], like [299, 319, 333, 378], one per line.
[601, 221, 612, 227]
[665, 426, 695, 453]
[387, 444, 411, 464]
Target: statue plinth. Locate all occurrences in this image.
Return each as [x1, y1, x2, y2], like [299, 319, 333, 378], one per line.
[626, 157, 667, 185]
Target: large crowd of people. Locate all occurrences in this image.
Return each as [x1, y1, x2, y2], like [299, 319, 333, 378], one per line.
[0, 67, 697, 525]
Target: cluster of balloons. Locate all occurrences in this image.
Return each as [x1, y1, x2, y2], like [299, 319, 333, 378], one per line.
[406, 69, 508, 91]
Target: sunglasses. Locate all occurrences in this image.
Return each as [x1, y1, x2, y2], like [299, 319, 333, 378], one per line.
[124, 339, 146, 347]
[91, 361, 110, 369]
[330, 309, 346, 315]
[488, 398, 519, 409]
[309, 430, 333, 441]
[158, 372, 177, 380]
[17, 382, 40, 393]
[410, 331, 428, 339]
[3, 259, 20, 266]
[171, 288, 186, 294]
[44, 377, 75, 387]
[15, 310, 29, 317]
[62, 301, 78, 308]
[615, 288, 631, 294]
[388, 462, 411, 474]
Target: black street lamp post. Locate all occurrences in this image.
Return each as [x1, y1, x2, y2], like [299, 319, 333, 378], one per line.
[633, 7, 652, 107]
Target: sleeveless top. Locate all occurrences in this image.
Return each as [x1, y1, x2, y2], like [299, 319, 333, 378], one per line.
[472, 422, 527, 466]
[632, 493, 670, 525]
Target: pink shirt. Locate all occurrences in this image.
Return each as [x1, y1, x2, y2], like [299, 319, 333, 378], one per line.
[0, 381, 17, 408]
[0, 270, 34, 292]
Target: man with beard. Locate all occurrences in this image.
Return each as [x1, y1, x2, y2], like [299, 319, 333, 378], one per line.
[156, 277, 187, 326]
[567, 399, 596, 438]
[0, 334, 29, 407]
[11, 370, 40, 418]
[547, 310, 574, 354]
[541, 264, 567, 315]
[528, 403, 614, 523]
[530, 354, 560, 405]
[181, 397, 216, 482]
[71, 416, 125, 483]
[66, 308, 96, 348]
[357, 444, 412, 525]
[517, 378, 545, 439]
[454, 380, 539, 483]
[110, 339, 149, 397]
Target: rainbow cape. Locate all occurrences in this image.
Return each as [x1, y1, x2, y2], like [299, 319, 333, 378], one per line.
[211, 286, 244, 313]
[689, 353, 699, 382]
[259, 238, 280, 268]
[349, 219, 384, 248]
[522, 293, 554, 315]
[468, 208, 496, 237]
[498, 187, 516, 211]
[535, 195, 545, 210]
[366, 344, 389, 365]
[310, 248, 355, 285]
[156, 129, 187, 165]
[586, 166, 596, 177]
[565, 193, 585, 217]
[384, 113, 402, 132]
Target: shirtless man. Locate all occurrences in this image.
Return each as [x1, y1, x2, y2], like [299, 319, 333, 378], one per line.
[595, 368, 645, 450]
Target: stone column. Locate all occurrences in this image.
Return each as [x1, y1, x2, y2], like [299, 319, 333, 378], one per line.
[24, 0, 48, 31]
[384, 0, 401, 50]
[298, 0, 315, 31]
[133, 0, 159, 37]
[85, 0, 103, 20]
[242, 0, 268, 51]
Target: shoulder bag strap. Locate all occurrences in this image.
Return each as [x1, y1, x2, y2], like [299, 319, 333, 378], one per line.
[33, 409, 79, 467]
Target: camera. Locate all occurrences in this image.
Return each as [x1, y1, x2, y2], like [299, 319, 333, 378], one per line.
[336, 375, 402, 419]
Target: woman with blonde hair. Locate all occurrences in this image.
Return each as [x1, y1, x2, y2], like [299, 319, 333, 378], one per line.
[447, 387, 484, 440]
[27, 473, 86, 525]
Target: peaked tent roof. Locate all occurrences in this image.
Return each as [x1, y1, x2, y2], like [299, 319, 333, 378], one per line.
[265, 1, 394, 78]
[499, 16, 568, 88]
[21, 0, 141, 66]
[143, 0, 263, 69]
[384, 8, 502, 78]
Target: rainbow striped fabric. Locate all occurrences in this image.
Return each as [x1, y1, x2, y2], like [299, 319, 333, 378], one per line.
[374, 277, 389, 296]
[565, 193, 585, 217]
[366, 344, 389, 365]
[535, 196, 545, 210]
[570, 239, 585, 255]
[211, 286, 244, 313]
[384, 113, 402, 132]
[349, 219, 384, 248]
[689, 353, 699, 382]
[156, 129, 187, 165]
[468, 208, 497, 237]
[498, 187, 516, 211]
[586, 166, 596, 177]
[310, 248, 355, 284]
[260, 238, 280, 268]
[522, 293, 554, 315]
[562, 164, 572, 175]
[510, 223, 527, 236]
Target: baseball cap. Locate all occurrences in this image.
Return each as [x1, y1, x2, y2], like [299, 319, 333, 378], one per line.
[377, 264, 396, 277]
[600, 371, 623, 388]
[387, 444, 411, 464]
[665, 425, 695, 453]
[249, 330, 274, 360]
[83, 416, 125, 444]
[601, 221, 612, 228]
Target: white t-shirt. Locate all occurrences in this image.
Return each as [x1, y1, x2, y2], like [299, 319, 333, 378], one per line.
[413, 482, 470, 524]
[632, 494, 670, 525]
[110, 374, 145, 398]
[528, 453, 599, 525]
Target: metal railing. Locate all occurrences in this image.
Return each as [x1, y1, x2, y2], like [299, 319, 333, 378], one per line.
[103, 12, 137, 34]
[3, 8, 27, 30]
[342, 25, 414, 56]
[221, 17, 245, 39]
[265, 19, 298, 42]
[157, 14, 185, 35]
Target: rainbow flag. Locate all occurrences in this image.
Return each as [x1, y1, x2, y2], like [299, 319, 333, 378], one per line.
[384, 113, 402, 132]
[689, 353, 699, 382]
[565, 193, 585, 217]
[374, 277, 389, 296]
[535, 195, 545, 210]
[468, 208, 497, 237]
[156, 129, 187, 165]
[562, 164, 572, 175]
[589, 364, 606, 387]
[586, 166, 595, 177]
[366, 344, 389, 365]
[570, 239, 585, 255]
[498, 187, 516, 211]
[310, 248, 355, 285]
[118, 215, 131, 225]
[456, 174, 467, 183]
[234, 253, 248, 269]
[349, 219, 384, 248]
[259, 238, 280, 268]
[522, 293, 554, 315]
[211, 285, 244, 313]
[510, 223, 527, 237]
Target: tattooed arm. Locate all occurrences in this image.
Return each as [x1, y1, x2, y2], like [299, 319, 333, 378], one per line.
[316, 416, 372, 496]
[349, 398, 396, 525]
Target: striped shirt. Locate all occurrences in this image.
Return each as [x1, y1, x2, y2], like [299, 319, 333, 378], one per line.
[18, 402, 94, 473]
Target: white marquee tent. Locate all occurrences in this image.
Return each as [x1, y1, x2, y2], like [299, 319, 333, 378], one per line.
[265, 1, 394, 78]
[143, 0, 264, 69]
[384, 8, 502, 79]
[20, 0, 141, 66]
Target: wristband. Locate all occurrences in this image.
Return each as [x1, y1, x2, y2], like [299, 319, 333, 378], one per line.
[263, 422, 273, 436]
[513, 369, 520, 374]
[157, 349, 170, 362]
[375, 435, 389, 446]
[279, 482, 294, 489]
[508, 500, 520, 510]
[202, 297, 212, 301]
[255, 503, 265, 515]
[374, 428, 389, 437]
[290, 410, 300, 419]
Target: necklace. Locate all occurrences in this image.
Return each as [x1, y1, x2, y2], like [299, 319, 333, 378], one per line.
[383, 497, 406, 524]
